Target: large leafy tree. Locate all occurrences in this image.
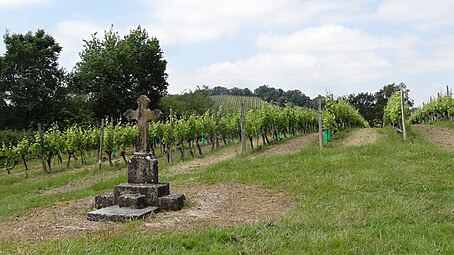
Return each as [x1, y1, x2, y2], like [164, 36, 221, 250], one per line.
[71, 26, 168, 120]
[0, 30, 66, 129]
[344, 92, 377, 126]
[344, 83, 413, 126]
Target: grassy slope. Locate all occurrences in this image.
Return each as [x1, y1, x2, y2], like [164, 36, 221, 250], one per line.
[2, 128, 454, 254]
[433, 120, 454, 130]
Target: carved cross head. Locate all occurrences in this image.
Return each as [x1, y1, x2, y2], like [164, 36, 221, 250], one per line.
[123, 95, 163, 153]
[123, 95, 163, 123]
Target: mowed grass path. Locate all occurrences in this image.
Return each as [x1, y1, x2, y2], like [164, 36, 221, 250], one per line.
[1, 127, 453, 254]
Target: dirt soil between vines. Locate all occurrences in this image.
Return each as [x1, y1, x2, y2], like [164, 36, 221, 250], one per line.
[250, 133, 318, 159]
[0, 183, 292, 243]
[412, 125, 454, 150]
[341, 128, 379, 147]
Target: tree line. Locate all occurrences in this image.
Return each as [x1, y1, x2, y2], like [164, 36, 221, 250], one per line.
[0, 26, 168, 130]
[0, 27, 414, 132]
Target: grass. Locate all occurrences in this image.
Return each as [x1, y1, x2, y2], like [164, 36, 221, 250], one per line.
[0, 141, 239, 221]
[1, 127, 453, 254]
[433, 120, 454, 130]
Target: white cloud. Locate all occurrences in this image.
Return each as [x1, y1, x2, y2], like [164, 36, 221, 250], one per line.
[377, 0, 454, 30]
[0, 0, 50, 8]
[141, 0, 338, 44]
[53, 20, 107, 71]
[399, 36, 454, 73]
[257, 25, 398, 53]
[168, 25, 401, 97]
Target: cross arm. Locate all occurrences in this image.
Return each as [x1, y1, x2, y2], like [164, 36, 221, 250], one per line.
[145, 109, 163, 122]
[123, 109, 138, 121]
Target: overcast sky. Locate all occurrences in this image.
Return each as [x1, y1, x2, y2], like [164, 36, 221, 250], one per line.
[1, 0, 453, 106]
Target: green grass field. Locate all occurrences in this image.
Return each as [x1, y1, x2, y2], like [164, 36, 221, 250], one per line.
[0, 127, 453, 254]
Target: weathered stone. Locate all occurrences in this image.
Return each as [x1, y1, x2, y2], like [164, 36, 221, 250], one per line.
[118, 194, 147, 209]
[123, 95, 162, 154]
[87, 206, 159, 222]
[158, 194, 186, 211]
[114, 183, 169, 206]
[88, 95, 184, 222]
[128, 153, 158, 184]
[95, 192, 114, 209]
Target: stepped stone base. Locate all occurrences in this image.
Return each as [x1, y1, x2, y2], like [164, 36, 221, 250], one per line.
[118, 194, 146, 209]
[114, 183, 170, 207]
[88, 182, 185, 222]
[87, 206, 159, 222]
[159, 194, 186, 211]
[95, 192, 114, 209]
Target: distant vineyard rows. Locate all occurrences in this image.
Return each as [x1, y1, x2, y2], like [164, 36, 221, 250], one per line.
[211, 95, 267, 111]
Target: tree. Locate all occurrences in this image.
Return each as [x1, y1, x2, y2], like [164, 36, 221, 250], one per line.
[0, 29, 66, 129]
[212, 86, 230, 95]
[70, 26, 168, 120]
[230, 87, 244, 96]
[158, 86, 213, 116]
[284, 90, 312, 108]
[345, 92, 377, 126]
[242, 88, 253, 96]
[254, 85, 283, 103]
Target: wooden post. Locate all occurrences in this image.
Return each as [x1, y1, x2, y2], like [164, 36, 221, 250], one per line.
[98, 119, 104, 171]
[401, 89, 407, 141]
[318, 95, 323, 150]
[38, 123, 48, 173]
[168, 108, 173, 164]
[214, 107, 219, 149]
[240, 103, 246, 156]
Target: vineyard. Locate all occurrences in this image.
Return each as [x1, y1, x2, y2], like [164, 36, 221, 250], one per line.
[211, 95, 268, 110]
[410, 94, 454, 123]
[1, 97, 368, 175]
[1, 94, 453, 254]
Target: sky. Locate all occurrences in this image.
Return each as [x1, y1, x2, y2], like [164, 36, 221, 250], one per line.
[1, 0, 454, 106]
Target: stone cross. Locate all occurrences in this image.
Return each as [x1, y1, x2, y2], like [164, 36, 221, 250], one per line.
[123, 95, 162, 154]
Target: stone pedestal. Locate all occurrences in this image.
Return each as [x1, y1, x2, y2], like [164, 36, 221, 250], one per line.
[128, 153, 158, 184]
[88, 153, 185, 222]
[114, 183, 170, 206]
[88, 97, 184, 222]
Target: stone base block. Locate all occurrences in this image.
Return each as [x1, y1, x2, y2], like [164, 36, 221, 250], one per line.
[158, 194, 186, 211]
[114, 183, 170, 206]
[87, 206, 159, 222]
[128, 153, 158, 184]
[95, 192, 114, 209]
[118, 194, 146, 209]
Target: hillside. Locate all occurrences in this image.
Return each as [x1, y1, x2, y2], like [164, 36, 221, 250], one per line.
[211, 95, 268, 111]
[0, 127, 453, 254]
